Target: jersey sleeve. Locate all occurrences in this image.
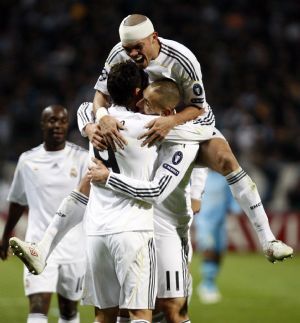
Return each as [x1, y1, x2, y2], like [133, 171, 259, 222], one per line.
[165, 123, 220, 144]
[77, 102, 94, 137]
[94, 43, 128, 95]
[172, 44, 206, 109]
[105, 143, 199, 204]
[190, 167, 208, 201]
[7, 156, 28, 206]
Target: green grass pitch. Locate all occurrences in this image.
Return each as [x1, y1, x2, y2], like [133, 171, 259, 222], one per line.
[0, 252, 299, 322]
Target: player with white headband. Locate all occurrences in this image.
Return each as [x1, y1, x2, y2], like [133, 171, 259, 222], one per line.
[119, 15, 155, 43]
[80, 13, 293, 269]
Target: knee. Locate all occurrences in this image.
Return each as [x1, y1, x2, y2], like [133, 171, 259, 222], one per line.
[215, 151, 239, 175]
[59, 300, 78, 320]
[29, 293, 51, 315]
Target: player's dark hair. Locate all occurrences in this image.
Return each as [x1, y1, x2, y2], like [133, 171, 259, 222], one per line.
[108, 61, 145, 107]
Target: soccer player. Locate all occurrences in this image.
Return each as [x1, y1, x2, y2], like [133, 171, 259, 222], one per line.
[0, 105, 89, 323]
[82, 62, 213, 323]
[191, 169, 241, 304]
[10, 62, 218, 323]
[87, 78, 216, 323]
[81, 13, 293, 263]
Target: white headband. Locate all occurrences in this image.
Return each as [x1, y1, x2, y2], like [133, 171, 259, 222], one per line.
[119, 16, 154, 44]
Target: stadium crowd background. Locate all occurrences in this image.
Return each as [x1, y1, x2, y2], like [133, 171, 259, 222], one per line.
[0, 0, 299, 213]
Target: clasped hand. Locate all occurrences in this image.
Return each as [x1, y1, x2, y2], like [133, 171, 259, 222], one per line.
[94, 115, 176, 150]
[88, 158, 110, 184]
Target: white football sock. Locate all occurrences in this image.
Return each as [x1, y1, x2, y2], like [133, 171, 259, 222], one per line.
[226, 168, 275, 248]
[27, 313, 48, 323]
[39, 190, 88, 260]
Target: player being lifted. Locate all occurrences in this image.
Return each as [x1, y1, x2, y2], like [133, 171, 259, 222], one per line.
[83, 13, 293, 263]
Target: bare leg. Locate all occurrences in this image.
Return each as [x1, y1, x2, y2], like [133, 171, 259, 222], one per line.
[199, 138, 275, 247]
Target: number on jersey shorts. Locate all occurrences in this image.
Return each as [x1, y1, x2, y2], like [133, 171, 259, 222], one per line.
[155, 233, 191, 298]
[24, 261, 86, 300]
[82, 231, 157, 309]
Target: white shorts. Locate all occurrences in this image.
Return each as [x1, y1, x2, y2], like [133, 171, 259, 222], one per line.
[24, 261, 86, 301]
[155, 233, 191, 298]
[82, 231, 157, 310]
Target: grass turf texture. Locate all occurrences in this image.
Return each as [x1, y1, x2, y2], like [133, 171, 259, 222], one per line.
[0, 252, 299, 322]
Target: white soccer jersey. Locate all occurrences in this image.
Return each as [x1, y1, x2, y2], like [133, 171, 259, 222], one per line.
[85, 106, 158, 235]
[190, 167, 209, 201]
[7, 142, 89, 263]
[85, 102, 218, 236]
[106, 142, 198, 235]
[94, 37, 215, 125]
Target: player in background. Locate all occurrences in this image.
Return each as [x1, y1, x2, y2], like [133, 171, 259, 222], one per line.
[0, 105, 89, 323]
[191, 169, 241, 304]
[82, 13, 293, 263]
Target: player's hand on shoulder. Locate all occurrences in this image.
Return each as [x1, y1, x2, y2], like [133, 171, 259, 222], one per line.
[88, 157, 110, 184]
[99, 115, 127, 151]
[139, 115, 177, 147]
[85, 123, 107, 151]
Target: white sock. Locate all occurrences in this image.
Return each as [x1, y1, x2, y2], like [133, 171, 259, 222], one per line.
[226, 168, 275, 248]
[27, 313, 48, 323]
[39, 190, 88, 260]
[58, 313, 79, 322]
[130, 320, 150, 323]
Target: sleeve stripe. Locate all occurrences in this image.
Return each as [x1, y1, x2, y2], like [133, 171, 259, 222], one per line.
[148, 238, 156, 308]
[161, 43, 200, 81]
[193, 105, 215, 125]
[107, 45, 125, 64]
[70, 191, 89, 205]
[78, 102, 94, 124]
[78, 102, 89, 124]
[108, 175, 172, 198]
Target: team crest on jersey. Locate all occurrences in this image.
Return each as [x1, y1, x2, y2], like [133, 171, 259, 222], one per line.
[70, 167, 78, 177]
[193, 83, 203, 96]
[172, 151, 183, 165]
[163, 163, 179, 176]
[98, 68, 108, 81]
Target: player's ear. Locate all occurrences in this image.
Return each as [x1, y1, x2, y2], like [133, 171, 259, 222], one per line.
[161, 107, 172, 116]
[151, 32, 158, 42]
[134, 87, 142, 103]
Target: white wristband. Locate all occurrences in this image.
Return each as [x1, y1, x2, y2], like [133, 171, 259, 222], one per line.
[96, 107, 108, 122]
